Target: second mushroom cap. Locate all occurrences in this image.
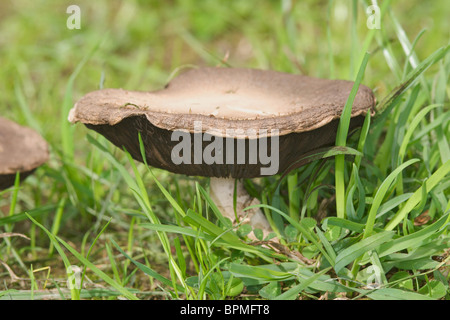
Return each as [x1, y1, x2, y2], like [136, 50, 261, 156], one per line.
[0, 117, 49, 190]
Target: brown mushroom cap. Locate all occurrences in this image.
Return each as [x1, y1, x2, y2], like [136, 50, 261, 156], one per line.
[69, 67, 375, 178]
[0, 117, 49, 190]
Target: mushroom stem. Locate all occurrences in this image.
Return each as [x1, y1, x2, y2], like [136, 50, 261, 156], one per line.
[209, 177, 274, 240]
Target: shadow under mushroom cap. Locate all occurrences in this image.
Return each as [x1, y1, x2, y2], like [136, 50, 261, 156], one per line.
[69, 67, 375, 178]
[0, 117, 49, 190]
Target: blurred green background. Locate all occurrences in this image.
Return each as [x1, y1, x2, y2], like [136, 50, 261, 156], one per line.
[0, 0, 449, 299]
[0, 0, 448, 147]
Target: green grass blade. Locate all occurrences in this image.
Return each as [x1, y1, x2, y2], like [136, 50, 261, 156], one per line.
[274, 267, 332, 300]
[335, 51, 370, 219]
[278, 146, 363, 187]
[0, 205, 56, 227]
[363, 158, 420, 238]
[111, 239, 186, 293]
[62, 42, 101, 159]
[27, 213, 138, 300]
[248, 204, 334, 265]
[197, 183, 230, 227]
[140, 223, 218, 242]
[25, 213, 81, 300]
[397, 104, 441, 164]
[334, 231, 395, 274]
[229, 263, 294, 282]
[377, 213, 449, 259]
[366, 288, 435, 300]
[375, 44, 450, 115]
[385, 159, 450, 230]
[55, 236, 138, 300]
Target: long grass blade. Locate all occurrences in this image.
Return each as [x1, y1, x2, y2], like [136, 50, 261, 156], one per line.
[335, 52, 370, 219]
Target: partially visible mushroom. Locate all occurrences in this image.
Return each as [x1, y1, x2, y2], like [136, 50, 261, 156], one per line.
[69, 67, 375, 239]
[0, 117, 49, 190]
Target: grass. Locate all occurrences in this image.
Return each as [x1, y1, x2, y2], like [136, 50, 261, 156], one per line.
[0, 0, 449, 300]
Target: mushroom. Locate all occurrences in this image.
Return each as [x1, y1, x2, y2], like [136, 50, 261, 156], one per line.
[0, 117, 49, 190]
[68, 67, 375, 240]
